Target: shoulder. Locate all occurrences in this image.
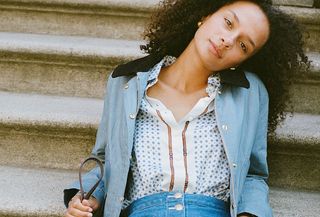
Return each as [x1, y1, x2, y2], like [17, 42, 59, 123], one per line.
[244, 71, 269, 100]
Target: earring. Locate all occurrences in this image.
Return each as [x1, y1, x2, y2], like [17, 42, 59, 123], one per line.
[230, 67, 236, 70]
[197, 21, 203, 27]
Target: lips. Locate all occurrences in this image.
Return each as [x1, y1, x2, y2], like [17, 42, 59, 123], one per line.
[209, 39, 222, 58]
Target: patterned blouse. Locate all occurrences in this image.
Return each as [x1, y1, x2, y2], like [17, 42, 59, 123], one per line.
[123, 56, 230, 209]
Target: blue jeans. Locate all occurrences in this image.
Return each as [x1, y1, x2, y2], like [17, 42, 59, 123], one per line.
[122, 191, 231, 217]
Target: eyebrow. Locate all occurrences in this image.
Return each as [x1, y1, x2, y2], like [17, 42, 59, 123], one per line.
[228, 9, 256, 49]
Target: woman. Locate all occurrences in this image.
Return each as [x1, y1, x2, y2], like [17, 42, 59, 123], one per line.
[64, 0, 309, 217]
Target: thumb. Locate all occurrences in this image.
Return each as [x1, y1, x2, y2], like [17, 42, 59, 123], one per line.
[82, 198, 99, 211]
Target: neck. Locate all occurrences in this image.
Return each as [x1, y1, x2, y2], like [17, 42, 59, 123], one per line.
[159, 39, 215, 94]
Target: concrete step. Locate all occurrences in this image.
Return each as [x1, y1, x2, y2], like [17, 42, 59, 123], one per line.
[269, 187, 320, 217]
[0, 32, 143, 98]
[288, 51, 320, 114]
[273, 0, 314, 7]
[0, 0, 159, 41]
[0, 165, 77, 217]
[279, 6, 320, 52]
[0, 91, 319, 189]
[0, 91, 103, 170]
[0, 165, 319, 217]
[269, 113, 320, 191]
[0, 32, 319, 114]
[0, 0, 319, 51]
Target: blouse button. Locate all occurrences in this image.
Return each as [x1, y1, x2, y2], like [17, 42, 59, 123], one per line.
[232, 163, 237, 168]
[123, 83, 129, 89]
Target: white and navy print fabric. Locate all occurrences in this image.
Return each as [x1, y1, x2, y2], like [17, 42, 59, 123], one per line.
[122, 56, 230, 209]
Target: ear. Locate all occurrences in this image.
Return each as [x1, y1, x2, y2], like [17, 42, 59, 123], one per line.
[202, 15, 211, 22]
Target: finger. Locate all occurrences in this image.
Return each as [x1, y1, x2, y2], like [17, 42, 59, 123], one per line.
[69, 207, 93, 217]
[70, 198, 92, 212]
[82, 200, 93, 212]
[64, 212, 76, 217]
[83, 198, 99, 211]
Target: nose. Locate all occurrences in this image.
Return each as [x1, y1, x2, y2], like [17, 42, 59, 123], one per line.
[220, 35, 235, 49]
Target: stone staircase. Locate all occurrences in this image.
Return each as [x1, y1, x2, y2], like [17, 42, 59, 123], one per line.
[0, 0, 319, 216]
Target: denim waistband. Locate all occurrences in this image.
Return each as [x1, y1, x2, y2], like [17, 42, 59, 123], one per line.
[124, 191, 229, 215]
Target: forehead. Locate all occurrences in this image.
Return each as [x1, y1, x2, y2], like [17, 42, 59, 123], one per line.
[219, 1, 270, 48]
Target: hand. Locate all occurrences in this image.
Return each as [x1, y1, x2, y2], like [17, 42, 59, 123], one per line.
[64, 193, 100, 217]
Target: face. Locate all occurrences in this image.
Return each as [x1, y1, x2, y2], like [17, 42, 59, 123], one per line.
[194, 0, 270, 72]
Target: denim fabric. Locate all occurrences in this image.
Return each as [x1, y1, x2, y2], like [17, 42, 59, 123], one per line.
[123, 191, 231, 217]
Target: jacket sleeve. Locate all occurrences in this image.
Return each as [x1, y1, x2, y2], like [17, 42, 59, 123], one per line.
[63, 74, 114, 208]
[237, 82, 273, 217]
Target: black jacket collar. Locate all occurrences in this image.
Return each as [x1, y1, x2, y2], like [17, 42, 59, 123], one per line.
[112, 54, 250, 88]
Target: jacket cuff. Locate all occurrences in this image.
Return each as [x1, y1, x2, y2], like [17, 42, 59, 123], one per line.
[237, 205, 270, 217]
[237, 178, 273, 217]
[63, 181, 105, 207]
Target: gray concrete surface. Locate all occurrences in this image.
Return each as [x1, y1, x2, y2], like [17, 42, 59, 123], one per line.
[270, 187, 320, 217]
[0, 165, 77, 217]
[0, 165, 319, 217]
[279, 6, 320, 52]
[0, 32, 143, 60]
[0, 0, 160, 11]
[288, 52, 320, 114]
[275, 113, 320, 141]
[0, 91, 103, 169]
[0, 0, 159, 40]
[0, 32, 143, 98]
[269, 113, 320, 190]
[273, 0, 314, 7]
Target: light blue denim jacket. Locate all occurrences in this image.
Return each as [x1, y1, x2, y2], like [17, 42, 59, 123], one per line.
[64, 55, 273, 217]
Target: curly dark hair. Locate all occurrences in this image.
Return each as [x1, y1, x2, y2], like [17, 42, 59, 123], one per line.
[140, 0, 310, 134]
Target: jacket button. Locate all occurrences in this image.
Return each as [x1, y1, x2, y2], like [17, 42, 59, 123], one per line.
[123, 83, 129, 89]
[222, 125, 228, 131]
[129, 114, 136, 119]
[175, 204, 184, 211]
[174, 192, 183, 199]
[119, 196, 124, 202]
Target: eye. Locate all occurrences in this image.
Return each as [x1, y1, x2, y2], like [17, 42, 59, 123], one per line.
[224, 18, 232, 28]
[240, 42, 247, 53]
